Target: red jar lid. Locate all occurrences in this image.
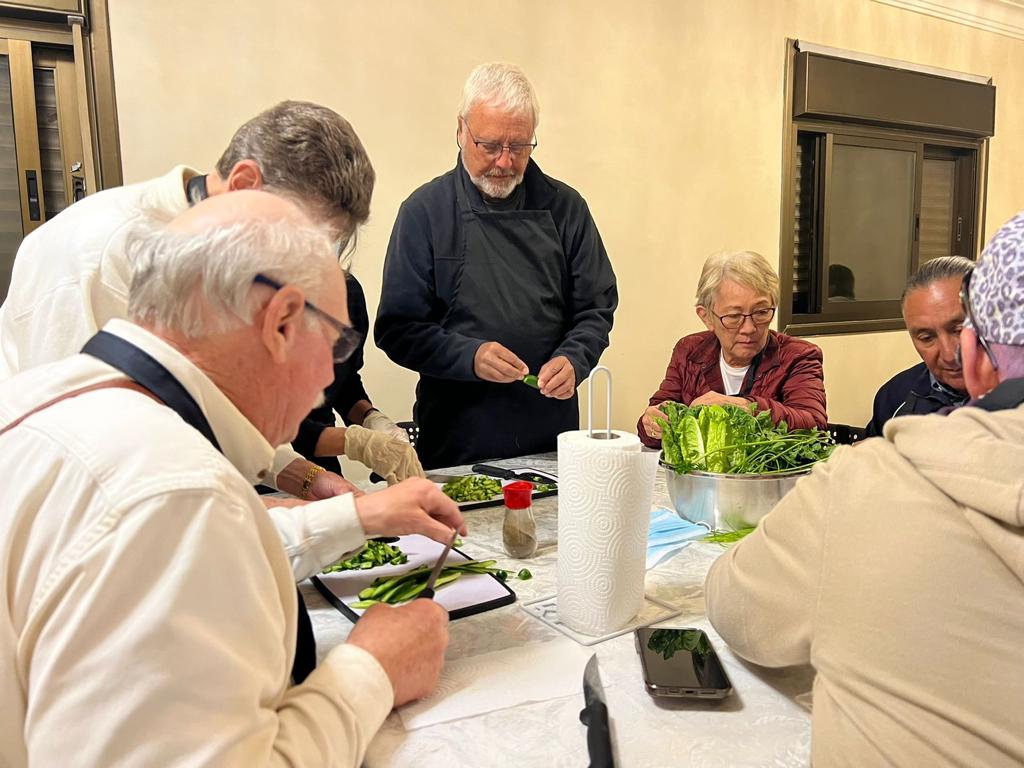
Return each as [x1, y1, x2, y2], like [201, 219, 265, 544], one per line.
[503, 481, 533, 509]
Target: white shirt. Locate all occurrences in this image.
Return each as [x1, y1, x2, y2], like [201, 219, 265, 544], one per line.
[719, 353, 749, 395]
[0, 165, 305, 484]
[0, 320, 393, 767]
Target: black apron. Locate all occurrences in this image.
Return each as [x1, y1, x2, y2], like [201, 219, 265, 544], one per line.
[415, 170, 579, 468]
[82, 331, 317, 684]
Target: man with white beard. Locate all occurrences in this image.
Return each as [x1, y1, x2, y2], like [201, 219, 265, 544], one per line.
[375, 62, 618, 468]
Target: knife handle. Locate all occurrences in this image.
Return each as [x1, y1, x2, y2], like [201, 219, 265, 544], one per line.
[471, 463, 515, 480]
[580, 701, 614, 768]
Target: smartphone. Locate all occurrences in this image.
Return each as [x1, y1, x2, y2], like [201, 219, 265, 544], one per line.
[635, 627, 733, 698]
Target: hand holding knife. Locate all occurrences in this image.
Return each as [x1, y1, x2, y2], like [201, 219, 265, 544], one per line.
[420, 528, 458, 600]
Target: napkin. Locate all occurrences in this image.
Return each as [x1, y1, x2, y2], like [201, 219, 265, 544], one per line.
[646, 507, 708, 570]
[397, 638, 593, 730]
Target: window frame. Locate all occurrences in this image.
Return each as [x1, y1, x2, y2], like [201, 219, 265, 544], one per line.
[778, 41, 989, 337]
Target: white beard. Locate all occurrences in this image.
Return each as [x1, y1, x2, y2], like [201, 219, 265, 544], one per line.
[471, 171, 522, 199]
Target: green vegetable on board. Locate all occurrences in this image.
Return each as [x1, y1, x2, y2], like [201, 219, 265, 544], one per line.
[321, 539, 408, 574]
[351, 559, 532, 609]
[657, 402, 834, 475]
[702, 527, 756, 545]
[533, 482, 557, 494]
[442, 475, 503, 502]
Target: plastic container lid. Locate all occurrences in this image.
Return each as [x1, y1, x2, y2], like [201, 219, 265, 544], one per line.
[503, 481, 533, 509]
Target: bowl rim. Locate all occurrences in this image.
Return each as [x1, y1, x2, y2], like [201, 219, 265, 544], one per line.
[659, 458, 814, 480]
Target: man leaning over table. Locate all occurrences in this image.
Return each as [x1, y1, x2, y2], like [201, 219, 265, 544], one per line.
[0, 99, 422, 498]
[865, 256, 972, 436]
[705, 211, 1024, 766]
[0, 191, 465, 767]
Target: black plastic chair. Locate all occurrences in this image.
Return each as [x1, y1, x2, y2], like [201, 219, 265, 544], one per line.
[827, 422, 865, 445]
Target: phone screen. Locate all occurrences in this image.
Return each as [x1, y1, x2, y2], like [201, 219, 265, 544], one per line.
[636, 628, 732, 694]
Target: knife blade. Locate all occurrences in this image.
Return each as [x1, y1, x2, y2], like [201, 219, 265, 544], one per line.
[425, 472, 471, 484]
[471, 464, 558, 486]
[420, 529, 458, 600]
[579, 654, 614, 768]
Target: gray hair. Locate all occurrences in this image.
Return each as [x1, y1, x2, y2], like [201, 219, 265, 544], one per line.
[458, 62, 540, 129]
[126, 213, 337, 338]
[901, 256, 973, 304]
[215, 101, 375, 240]
[695, 250, 780, 311]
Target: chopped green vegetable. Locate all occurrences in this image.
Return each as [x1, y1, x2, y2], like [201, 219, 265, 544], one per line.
[533, 482, 557, 494]
[522, 374, 540, 389]
[442, 475, 503, 502]
[517, 568, 533, 580]
[659, 402, 834, 475]
[352, 559, 532, 608]
[321, 539, 408, 574]
[702, 527, 756, 545]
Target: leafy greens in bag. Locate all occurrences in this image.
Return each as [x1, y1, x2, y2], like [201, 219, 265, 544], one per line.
[656, 402, 833, 474]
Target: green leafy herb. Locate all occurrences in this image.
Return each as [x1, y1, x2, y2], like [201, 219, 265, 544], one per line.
[658, 402, 834, 475]
[442, 475, 502, 502]
[321, 539, 408, 574]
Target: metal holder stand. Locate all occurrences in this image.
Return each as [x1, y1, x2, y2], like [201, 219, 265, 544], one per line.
[586, 365, 618, 440]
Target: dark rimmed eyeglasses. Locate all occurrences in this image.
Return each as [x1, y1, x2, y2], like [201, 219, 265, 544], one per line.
[461, 119, 537, 159]
[253, 274, 362, 364]
[959, 267, 998, 370]
[711, 306, 776, 330]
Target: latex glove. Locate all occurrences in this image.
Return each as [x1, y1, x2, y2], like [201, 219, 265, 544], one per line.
[344, 424, 425, 485]
[362, 408, 410, 443]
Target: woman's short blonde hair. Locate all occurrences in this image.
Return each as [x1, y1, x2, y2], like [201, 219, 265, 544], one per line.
[695, 250, 780, 311]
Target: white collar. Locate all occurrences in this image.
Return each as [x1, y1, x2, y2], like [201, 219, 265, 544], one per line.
[101, 319, 276, 484]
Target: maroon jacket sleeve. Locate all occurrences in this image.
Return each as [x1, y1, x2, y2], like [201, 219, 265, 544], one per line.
[747, 342, 827, 430]
[637, 336, 693, 448]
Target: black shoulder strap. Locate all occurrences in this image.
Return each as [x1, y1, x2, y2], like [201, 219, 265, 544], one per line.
[81, 330, 317, 684]
[82, 331, 221, 452]
[186, 174, 209, 206]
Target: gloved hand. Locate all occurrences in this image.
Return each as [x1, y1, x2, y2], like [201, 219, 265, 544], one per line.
[344, 424, 425, 485]
[362, 408, 411, 443]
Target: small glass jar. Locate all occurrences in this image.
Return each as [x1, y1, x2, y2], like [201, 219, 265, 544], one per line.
[502, 481, 537, 559]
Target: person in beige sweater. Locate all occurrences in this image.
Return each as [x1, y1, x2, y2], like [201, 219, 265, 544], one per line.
[706, 210, 1024, 767]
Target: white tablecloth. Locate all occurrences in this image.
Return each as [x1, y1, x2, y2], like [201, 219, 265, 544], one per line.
[302, 454, 814, 767]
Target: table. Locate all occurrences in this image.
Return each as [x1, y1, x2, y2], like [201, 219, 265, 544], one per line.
[302, 454, 814, 767]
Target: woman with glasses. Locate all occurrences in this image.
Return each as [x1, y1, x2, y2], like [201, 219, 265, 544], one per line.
[637, 250, 827, 447]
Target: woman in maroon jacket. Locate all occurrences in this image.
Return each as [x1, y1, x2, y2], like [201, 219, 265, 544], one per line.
[637, 250, 827, 448]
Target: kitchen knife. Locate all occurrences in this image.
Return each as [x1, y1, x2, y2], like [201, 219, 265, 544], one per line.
[420, 529, 458, 600]
[471, 464, 558, 486]
[425, 472, 471, 484]
[579, 654, 614, 768]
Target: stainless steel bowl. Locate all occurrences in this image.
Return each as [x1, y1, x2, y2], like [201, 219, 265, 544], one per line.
[661, 461, 810, 531]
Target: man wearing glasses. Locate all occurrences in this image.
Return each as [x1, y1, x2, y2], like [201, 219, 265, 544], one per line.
[865, 256, 972, 437]
[705, 211, 1024, 766]
[375, 62, 618, 468]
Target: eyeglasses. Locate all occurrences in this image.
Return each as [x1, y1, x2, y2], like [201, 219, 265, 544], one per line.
[959, 267, 998, 370]
[253, 274, 362, 364]
[461, 119, 537, 159]
[711, 306, 776, 330]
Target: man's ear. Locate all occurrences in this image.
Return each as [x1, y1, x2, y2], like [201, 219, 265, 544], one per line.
[960, 327, 999, 400]
[259, 285, 306, 364]
[226, 159, 264, 191]
[696, 306, 714, 332]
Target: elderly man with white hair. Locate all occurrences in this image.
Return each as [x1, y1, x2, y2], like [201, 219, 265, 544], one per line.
[0, 191, 461, 767]
[375, 62, 618, 469]
[704, 212, 1024, 765]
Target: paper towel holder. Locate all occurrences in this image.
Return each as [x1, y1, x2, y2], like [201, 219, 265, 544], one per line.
[586, 365, 618, 440]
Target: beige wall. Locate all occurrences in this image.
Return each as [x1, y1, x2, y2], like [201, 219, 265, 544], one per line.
[107, 0, 1024, 439]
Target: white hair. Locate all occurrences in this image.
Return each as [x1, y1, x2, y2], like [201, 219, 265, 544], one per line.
[126, 212, 337, 338]
[458, 62, 540, 129]
[695, 250, 780, 311]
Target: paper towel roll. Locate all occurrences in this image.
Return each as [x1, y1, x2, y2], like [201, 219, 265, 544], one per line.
[556, 430, 658, 635]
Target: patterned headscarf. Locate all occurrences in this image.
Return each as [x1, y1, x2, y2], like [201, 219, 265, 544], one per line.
[969, 211, 1024, 345]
